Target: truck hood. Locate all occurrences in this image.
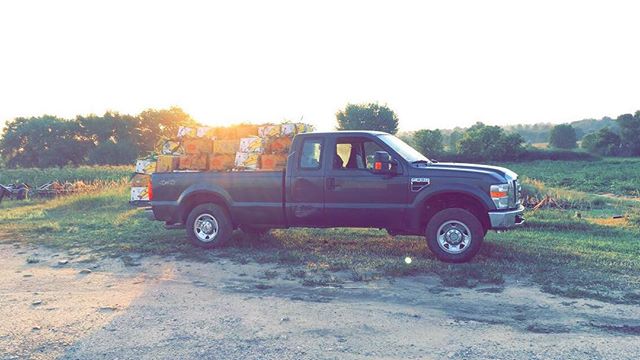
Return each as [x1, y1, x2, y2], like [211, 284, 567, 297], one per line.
[423, 162, 518, 181]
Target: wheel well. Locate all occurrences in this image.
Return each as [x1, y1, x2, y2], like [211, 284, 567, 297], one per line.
[422, 192, 490, 232]
[180, 192, 231, 225]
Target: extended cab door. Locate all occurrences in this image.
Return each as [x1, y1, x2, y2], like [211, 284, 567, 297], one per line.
[324, 135, 409, 228]
[285, 136, 326, 226]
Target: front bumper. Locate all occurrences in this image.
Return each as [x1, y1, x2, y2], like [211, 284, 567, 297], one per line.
[488, 205, 525, 230]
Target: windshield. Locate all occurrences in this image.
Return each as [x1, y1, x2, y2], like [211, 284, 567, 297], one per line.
[378, 134, 430, 163]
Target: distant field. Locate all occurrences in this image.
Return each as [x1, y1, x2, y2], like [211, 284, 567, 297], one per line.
[498, 158, 640, 197]
[0, 165, 133, 187]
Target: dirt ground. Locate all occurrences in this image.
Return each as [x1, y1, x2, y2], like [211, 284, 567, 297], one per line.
[1, 243, 639, 360]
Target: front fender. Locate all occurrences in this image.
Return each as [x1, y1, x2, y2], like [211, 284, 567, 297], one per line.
[407, 182, 495, 232]
[410, 182, 495, 210]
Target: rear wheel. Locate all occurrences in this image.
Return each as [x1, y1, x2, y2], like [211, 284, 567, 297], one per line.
[186, 204, 232, 249]
[426, 208, 484, 263]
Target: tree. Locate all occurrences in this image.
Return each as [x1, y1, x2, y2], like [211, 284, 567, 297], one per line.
[336, 103, 399, 134]
[87, 140, 139, 165]
[0, 116, 88, 168]
[617, 111, 640, 156]
[413, 129, 444, 158]
[457, 122, 524, 161]
[448, 129, 463, 152]
[137, 106, 200, 153]
[581, 128, 621, 156]
[549, 124, 577, 149]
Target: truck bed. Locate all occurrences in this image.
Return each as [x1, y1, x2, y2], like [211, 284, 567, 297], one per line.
[151, 171, 285, 226]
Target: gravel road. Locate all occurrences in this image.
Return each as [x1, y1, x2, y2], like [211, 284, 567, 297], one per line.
[1, 243, 639, 360]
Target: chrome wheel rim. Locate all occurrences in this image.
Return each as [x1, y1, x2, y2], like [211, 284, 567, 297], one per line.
[437, 220, 471, 254]
[194, 213, 219, 242]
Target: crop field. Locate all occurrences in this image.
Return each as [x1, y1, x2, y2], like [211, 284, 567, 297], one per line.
[0, 165, 133, 187]
[1, 159, 639, 306]
[499, 158, 640, 197]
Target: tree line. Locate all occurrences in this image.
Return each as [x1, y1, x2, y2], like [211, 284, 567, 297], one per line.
[337, 103, 640, 161]
[0, 107, 199, 168]
[2, 103, 639, 168]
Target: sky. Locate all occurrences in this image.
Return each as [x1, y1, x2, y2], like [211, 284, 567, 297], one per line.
[1, 0, 639, 132]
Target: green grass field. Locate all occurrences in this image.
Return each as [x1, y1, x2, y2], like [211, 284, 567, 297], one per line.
[499, 158, 640, 196]
[0, 161, 639, 304]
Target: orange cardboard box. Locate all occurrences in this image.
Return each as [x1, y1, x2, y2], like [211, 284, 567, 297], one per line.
[268, 136, 292, 153]
[131, 174, 150, 187]
[209, 154, 235, 171]
[234, 124, 259, 138]
[260, 154, 287, 170]
[213, 139, 240, 155]
[183, 138, 213, 154]
[156, 155, 180, 172]
[179, 154, 208, 170]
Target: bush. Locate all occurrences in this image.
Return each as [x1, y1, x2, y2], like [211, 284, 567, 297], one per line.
[517, 149, 599, 161]
[549, 124, 577, 149]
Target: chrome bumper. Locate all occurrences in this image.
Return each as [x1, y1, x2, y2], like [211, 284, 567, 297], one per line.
[488, 205, 525, 230]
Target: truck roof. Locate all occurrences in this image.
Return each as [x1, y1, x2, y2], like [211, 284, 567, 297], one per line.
[297, 130, 390, 136]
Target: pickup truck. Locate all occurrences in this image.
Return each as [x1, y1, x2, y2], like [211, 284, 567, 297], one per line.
[149, 131, 524, 262]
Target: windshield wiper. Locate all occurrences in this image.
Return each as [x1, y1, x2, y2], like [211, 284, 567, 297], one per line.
[411, 160, 432, 165]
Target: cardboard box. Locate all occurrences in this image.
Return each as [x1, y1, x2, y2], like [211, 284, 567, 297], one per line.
[234, 124, 259, 138]
[281, 123, 297, 137]
[213, 139, 240, 155]
[196, 127, 216, 139]
[130, 187, 149, 201]
[131, 174, 151, 187]
[135, 158, 156, 174]
[267, 136, 292, 154]
[239, 137, 264, 153]
[159, 139, 183, 155]
[281, 122, 311, 137]
[235, 152, 260, 170]
[156, 155, 180, 172]
[260, 154, 287, 171]
[209, 154, 235, 171]
[183, 138, 213, 154]
[258, 125, 281, 138]
[179, 154, 209, 170]
[177, 126, 195, 138]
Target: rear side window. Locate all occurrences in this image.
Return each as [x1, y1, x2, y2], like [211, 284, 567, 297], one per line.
[299, 139, 323, 170]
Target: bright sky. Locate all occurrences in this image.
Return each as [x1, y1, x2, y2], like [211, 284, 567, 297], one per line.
[1, 0, 639, 132]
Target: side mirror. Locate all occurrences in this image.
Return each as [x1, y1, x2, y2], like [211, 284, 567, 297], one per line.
[372, 151, 397, 174]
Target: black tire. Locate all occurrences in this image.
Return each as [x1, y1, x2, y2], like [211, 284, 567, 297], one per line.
[186, 204, 233, 249]
[425, 208, 484, 263]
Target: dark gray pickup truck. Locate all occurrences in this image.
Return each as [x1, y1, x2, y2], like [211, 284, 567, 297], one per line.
[149, 131, 524, 262]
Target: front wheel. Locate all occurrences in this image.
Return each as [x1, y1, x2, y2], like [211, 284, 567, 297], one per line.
[425, 208, 484, 263]
[186, 204, 233, 249]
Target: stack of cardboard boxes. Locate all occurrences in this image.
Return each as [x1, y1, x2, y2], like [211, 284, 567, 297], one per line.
[130, 122, 311, 203]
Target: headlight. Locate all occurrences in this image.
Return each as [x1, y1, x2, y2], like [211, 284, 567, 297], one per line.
[490, 183, 511, 209]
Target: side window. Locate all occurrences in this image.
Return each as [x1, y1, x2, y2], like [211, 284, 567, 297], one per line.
[299, 139, 322, 170]
[363, 141, 385, 169]
[335, 137, 384, 170]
